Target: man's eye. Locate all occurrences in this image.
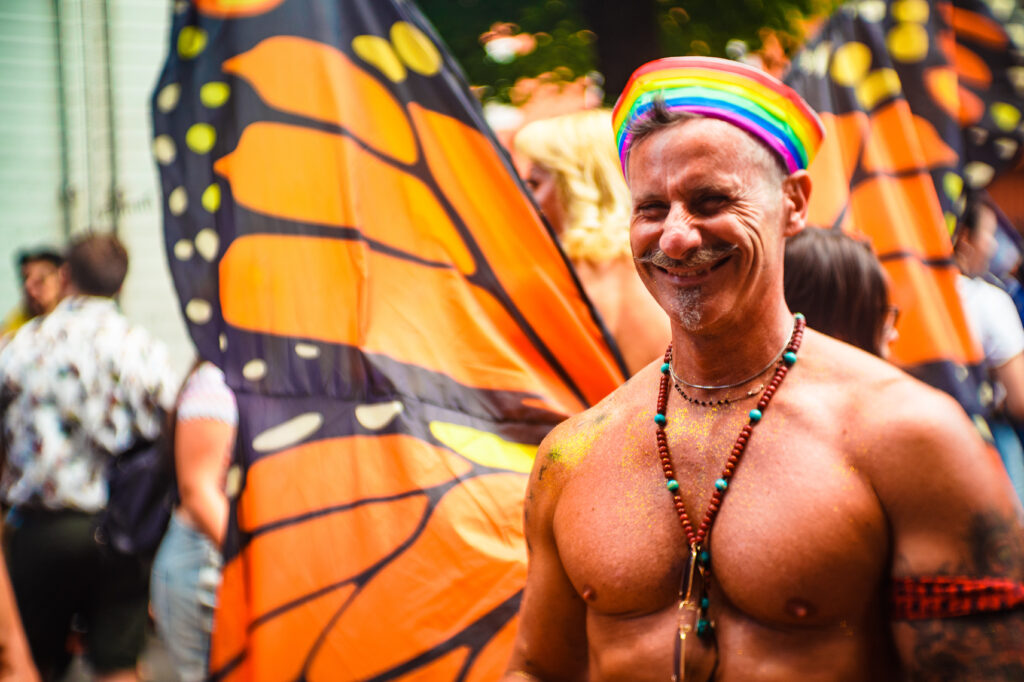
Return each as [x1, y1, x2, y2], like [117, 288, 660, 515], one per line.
[636, 202, 666, 214]
[697, 196, 728, 212]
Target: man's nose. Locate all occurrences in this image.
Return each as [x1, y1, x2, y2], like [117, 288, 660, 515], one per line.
[659, 205, 702, 258]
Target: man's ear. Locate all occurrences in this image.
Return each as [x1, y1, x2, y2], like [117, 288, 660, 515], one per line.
[781, 170, 812, 238]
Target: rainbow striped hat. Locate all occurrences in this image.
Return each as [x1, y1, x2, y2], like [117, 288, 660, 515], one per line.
[612, 56, 825, 175]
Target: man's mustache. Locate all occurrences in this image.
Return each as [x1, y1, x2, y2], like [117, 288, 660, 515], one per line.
[635, 244, 737, 270]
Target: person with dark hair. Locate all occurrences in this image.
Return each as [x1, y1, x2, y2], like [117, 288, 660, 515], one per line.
[955, 192, 1024, 502]
[505, 58, 1024, 680]
[783, 227, 898, 358]
[0, 248, 65, 344]
[955, 193, 1024, 410]
[0, 232, 175, 681]
[64, 234, 128, 299]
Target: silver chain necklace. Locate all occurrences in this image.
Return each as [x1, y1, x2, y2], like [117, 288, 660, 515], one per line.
[670, 317, 797, 391]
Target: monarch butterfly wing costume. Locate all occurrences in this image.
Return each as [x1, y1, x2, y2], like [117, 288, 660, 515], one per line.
[152, 1, 627, 679]
[785, 0, 1024, 417]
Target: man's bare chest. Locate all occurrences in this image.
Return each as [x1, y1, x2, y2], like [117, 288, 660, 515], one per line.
[551, 415, 889, 630]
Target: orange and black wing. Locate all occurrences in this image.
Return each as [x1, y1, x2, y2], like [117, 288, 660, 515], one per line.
[786, 0, 1024, 417]
[153, 1, 627, 679]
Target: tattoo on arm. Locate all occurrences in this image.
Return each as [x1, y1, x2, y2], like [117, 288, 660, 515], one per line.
[900, 511, 1024, 680]
[966, 511, 1024, 576]
[903, 611, 1024, 680]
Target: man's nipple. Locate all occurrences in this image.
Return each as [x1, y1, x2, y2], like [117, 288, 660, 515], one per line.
[784, 597, 816, 620]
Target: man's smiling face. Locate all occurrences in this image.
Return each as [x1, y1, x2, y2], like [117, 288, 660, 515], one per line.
[627, 117, 805, 333]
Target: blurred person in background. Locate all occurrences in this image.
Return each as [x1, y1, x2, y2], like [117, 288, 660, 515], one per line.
[150, 360, 236, 682]
[783, 227, 898, 359]
[955, 192, 1024, 502]
[0, 248, 65, 346]
[514, 108, 669, 374]
[0, 233, 175, 681]
[981, 200, 1024, 329]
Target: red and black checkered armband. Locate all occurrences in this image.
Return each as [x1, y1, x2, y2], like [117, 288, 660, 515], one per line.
[891, 576, 1024, 620]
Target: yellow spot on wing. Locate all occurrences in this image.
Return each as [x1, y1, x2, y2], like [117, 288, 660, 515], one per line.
[430, 422, 535, 474]
[202, 183, 221, 212]
[391, 22, 441, 76]
[178, 27, 207, 59]
[891, 0, 929, 23]
[887, 23, 928, 62]
[990, 102, 1021, 132]
[352, 35, 407, 83]
[856, 68, 902, 109]
[831, 42, 871, 87]
[942, 172, 964, 201]
[186, 123, 217, 153]
[200, 82, 231, 108]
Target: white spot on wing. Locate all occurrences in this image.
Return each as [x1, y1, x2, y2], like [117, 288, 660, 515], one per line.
[355, 401, 403, 431]
[242, 359, 267, 381]
[252, 413, 324, 452]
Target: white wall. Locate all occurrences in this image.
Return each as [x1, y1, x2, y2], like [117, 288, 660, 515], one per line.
[0, 0, 65, 305]
[0, 0, 194, 385]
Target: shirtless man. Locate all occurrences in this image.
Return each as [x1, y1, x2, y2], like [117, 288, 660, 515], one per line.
[505, 57, 1024, 680]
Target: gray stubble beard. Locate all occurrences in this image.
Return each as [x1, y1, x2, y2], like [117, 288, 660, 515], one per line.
[673, 286, 703, 331]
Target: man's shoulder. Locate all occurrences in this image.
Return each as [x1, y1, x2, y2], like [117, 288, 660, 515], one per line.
[536, 366, 653, 473]
[799, 328, 922, 393]
[797, 329, 966, 436]
[54, 299, 170, 379]
[802, 333, 987, 477]
[79, 302, 168, 359]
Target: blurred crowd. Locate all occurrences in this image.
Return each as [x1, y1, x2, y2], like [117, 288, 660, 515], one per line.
[0, 234, 234, 681]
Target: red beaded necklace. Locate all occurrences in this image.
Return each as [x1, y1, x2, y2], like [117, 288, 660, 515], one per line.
[656, 314, 805, 679]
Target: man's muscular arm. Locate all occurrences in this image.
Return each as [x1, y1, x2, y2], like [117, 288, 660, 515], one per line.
[869, 384, 1024, 680]
[504, 427, 588, 681]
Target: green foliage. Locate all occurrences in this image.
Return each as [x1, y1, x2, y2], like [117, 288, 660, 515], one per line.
[658, 0, 837, 59]
[419, 0, 595, 103]
[418, 0, 844, 104]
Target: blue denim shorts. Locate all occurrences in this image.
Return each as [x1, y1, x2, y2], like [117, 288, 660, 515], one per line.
[150, 510, 222, 682]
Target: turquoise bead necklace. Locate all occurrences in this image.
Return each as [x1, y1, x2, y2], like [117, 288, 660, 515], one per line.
[656, 313, 805, 680]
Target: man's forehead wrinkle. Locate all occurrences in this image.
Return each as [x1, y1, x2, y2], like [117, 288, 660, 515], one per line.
[627, 120, 768, 204]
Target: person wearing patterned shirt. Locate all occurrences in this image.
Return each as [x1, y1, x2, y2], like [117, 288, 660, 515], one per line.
[0, 233, 175, 682]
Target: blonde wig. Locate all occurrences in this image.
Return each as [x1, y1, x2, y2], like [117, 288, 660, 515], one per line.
[514, 109, 633, 264]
